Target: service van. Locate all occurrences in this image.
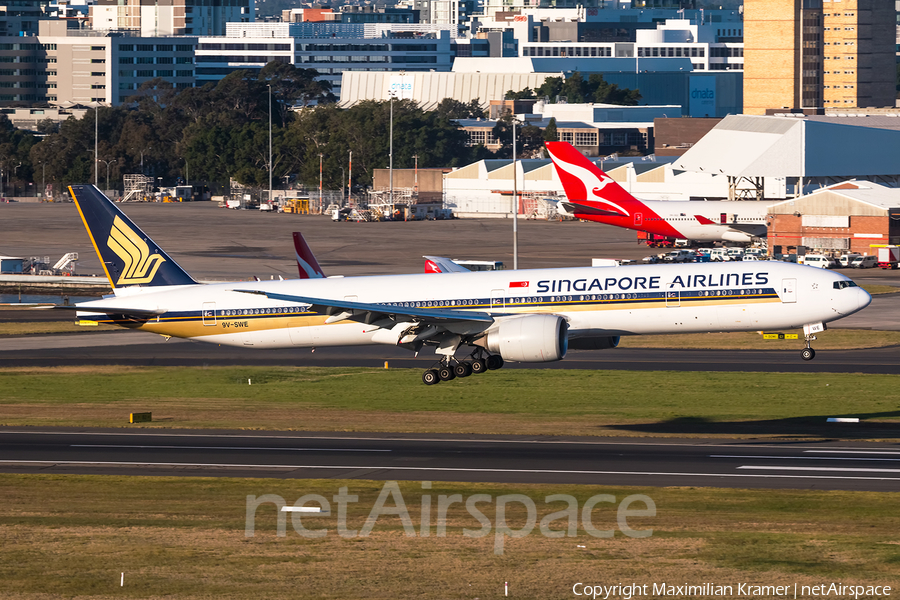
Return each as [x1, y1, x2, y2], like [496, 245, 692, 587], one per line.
[803, 254, 835, 269]
[850, 255, 878, 269]
[709, 248, 729, 261]
[837, 253, 862, 268]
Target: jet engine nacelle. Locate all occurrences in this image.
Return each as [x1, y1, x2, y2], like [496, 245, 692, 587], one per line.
[484, 315, 568, 362]
[567, 335, 620, 350]
[721, 230, 753, 243]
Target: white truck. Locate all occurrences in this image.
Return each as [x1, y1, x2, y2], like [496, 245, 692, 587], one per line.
[876, 246, 899, 269]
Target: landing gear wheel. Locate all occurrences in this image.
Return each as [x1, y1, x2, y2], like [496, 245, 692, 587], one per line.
[422, 369, 440, 385]
[486, 355, 504, 370]
[470, 358, 487, 374]
[454, 362, 473, 378]
[801, 347, 816, 361]
[438, 366, 456, 381]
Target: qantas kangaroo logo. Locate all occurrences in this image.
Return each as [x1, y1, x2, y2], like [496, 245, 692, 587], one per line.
[545, 144, 630, 217]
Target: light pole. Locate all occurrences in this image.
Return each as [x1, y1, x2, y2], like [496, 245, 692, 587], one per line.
[412, 153, 418, 197]
[94, 103, 99, 187]
[12, 162, 21, 196]
[100, 159, 116, 191]
[340, 167, 345, 203]
[38, 161, 45, 200]
[267, 84, 273, 206]
[389, 91, 394, 205]
[318, 153, 323, 208]
[347, 150, 352, 203]
[511, 118, 518, 270]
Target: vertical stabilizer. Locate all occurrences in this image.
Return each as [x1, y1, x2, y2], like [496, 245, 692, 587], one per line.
[69, 185, 197, 288]
[293, 232, 326, 279]
[545, 142, 640, 217]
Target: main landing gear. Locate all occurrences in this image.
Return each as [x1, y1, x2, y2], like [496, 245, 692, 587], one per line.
[421, 351, 504, 386]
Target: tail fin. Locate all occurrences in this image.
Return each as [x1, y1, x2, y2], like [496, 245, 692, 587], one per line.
[293, 232, 325, 279]
[69, 185, 197, 289]
[545, 142, 639, 217]
[423, 256, 469, 274]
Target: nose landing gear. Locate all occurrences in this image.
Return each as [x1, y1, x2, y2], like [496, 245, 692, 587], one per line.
[801, 335, 816, 361]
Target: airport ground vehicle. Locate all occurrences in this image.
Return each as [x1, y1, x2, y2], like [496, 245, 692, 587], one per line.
[663, 250, 694, 263]
[850, 255, 878, 268]
[876, 246, 899, 269]
[709, 248, 730, 262]
[837, 254, 862, 268]
[803, 255, 836, 269]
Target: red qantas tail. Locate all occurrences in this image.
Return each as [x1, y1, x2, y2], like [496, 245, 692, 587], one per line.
[293, 232, 326, 279]
[545, 142, 641, 217]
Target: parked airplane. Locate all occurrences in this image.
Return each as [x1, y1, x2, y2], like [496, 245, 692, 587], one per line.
[63, 185, 869, 385]
[545, 142, 769, 243]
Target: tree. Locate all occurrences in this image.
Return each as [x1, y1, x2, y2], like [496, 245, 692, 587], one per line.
[543, 117, 558, 142]
[504, 87, 536, 100]
[512, 72, 641, 106]
[435, 98, 485, 120]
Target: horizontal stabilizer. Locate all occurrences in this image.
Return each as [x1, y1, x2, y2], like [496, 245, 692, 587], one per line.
[54, 305, 167, 317]
[563, 202, 625, 217]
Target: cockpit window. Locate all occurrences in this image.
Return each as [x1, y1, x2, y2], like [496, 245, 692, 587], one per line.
[833, 281, 859, 289]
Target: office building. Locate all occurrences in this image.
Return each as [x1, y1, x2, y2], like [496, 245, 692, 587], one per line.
[743, 0, 895, 114]
[0, 20, 195, 106]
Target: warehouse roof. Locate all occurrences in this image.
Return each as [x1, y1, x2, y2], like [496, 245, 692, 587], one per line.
[673, 115, 900, 178]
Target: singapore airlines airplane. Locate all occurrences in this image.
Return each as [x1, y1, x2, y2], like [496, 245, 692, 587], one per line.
[545, 142, 769, 243]
[64, 185, 869, 385]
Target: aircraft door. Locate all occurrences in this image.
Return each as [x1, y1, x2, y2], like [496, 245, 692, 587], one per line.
[781, 278, 797, 303]
[490, 289, 506, 313]
[665, 284, 680, 307]
[202, 302, 216, 325]
[634, 212, 643, 227]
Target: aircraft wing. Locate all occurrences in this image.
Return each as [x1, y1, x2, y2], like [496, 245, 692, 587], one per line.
[233, 289, 496, 325]
[51, 305, 167, 317]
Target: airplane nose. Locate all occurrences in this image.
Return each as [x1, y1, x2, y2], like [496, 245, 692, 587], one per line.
[858, 287, 872, 311]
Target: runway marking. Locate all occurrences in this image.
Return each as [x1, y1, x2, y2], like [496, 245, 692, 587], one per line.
[738, 466, 900, 474]
[2, 460, 900, 481]
[712, 454, 900, 462]
[805, 450, 900, 455]
[71, 445, 390, 452]
[3, 430, 897, 451]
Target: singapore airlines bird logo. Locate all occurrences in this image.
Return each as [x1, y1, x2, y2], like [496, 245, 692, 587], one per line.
[107, 216, 166, 285]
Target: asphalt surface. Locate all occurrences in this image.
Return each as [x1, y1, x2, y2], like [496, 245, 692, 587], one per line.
[2, 202, 899, 492]
[0, 428, 897, 491]
[0, 331, 897, 373]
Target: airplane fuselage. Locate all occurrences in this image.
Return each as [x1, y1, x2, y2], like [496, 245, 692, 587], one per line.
[575, 199, 769, 243]
[78, 261, 868, 350]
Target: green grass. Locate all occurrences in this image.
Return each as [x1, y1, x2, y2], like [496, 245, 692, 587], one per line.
[0, 474, 897, 599]
[1, 366, 899, 438]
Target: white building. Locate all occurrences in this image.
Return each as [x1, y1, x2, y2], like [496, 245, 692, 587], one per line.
[90, 0, 253, 37]
[197, 22, 455, 98]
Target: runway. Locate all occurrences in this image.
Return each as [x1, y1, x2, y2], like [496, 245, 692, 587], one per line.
[1, 428, 898, 491]
[0, 330, 896, 373]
